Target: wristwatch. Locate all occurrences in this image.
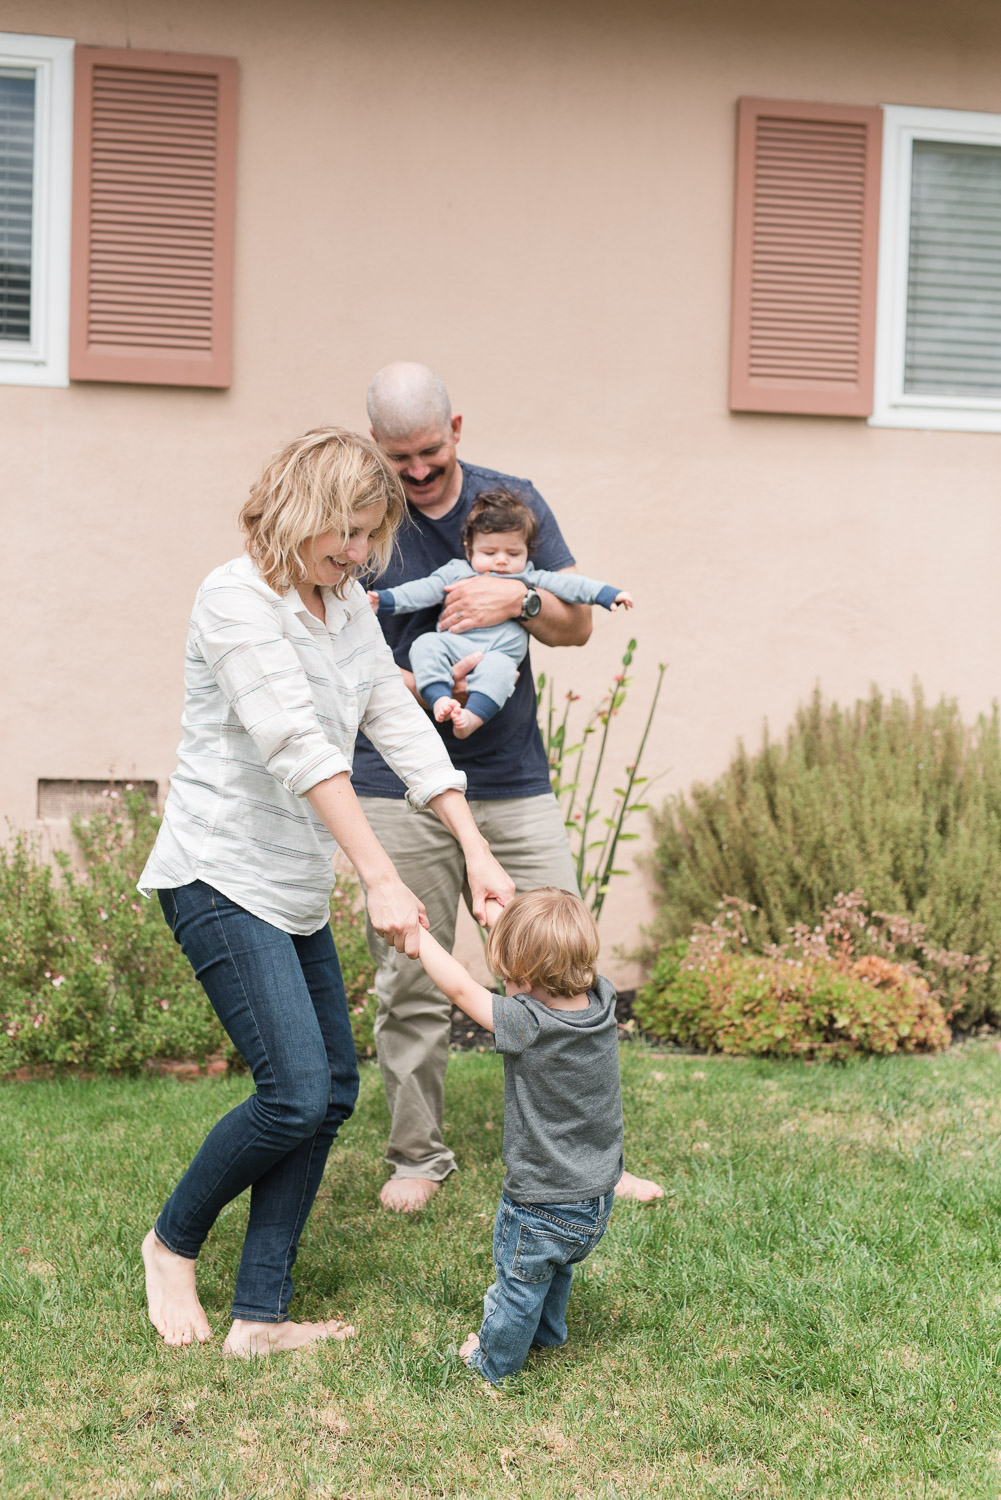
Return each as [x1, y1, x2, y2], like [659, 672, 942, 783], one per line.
[519, 586, 542, 620]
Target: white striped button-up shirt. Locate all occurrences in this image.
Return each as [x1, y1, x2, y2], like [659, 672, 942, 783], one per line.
[139, 556, 466, 934]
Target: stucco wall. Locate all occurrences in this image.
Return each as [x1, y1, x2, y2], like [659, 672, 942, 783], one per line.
[4, 0, 1001, 979]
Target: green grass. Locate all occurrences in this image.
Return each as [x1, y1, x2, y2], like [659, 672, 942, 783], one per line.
[3, 1045, 1001, 1498]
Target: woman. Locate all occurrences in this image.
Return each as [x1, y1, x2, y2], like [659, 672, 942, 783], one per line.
[138, 427, 514, 1357]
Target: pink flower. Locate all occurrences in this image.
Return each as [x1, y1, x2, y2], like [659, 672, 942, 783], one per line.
[51, 975, 66, 988]
[98, 908, 108, 921]
[32, 1015, 44, 1028]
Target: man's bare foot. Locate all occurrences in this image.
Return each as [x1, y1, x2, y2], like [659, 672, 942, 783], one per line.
[222, 1317, 355, 1359]
[615, 1169, 664, 1203]
[452, 709, 485, 740]
[379, 1176, 440, 1212]
[142, 1228, 212, 1347]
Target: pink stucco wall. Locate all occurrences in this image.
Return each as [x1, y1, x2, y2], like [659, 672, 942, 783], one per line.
[4, 0, 1001, 978]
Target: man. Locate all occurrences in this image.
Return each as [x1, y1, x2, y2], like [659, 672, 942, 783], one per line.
[355, 361, 662, 1211]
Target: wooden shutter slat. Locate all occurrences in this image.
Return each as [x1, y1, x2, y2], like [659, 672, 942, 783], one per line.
[70, 46, 236, 387]
[730, 98, 882, 414]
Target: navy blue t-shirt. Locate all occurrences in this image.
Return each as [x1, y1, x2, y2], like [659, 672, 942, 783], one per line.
[353, 462, 575, 801]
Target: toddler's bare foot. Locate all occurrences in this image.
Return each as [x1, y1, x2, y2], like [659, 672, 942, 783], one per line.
[459, 1332, 501, 1395]
[459, 1331, 480, 1362]
[433, 696, 464, 726]
[452, 709, 485, 740]
[222, 1317, 355, 1359]
[616, 1169, 664, 1203]
[379, 1176, 439, 1212]
[142, 1228, 212, 1346]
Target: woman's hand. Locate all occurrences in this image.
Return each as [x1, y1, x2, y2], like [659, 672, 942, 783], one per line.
[365, 875, 429, 957]
[464, 848, 516, 927]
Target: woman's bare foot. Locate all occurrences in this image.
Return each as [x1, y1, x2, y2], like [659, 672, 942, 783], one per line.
[379, 1176, 439, 1212]
[616, 1169, 664, 1203]
[222, 1317, 355, 1359]
[142, 1229, 212, 1346]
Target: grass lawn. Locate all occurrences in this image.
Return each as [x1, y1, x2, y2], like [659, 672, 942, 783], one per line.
[3, 1042, 1001, 1498]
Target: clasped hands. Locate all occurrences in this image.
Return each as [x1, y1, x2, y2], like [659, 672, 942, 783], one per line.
[367, 856, 514, 958]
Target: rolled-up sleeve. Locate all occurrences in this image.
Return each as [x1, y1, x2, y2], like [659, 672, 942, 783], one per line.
[357, 609, 467, 810]
[192, 578, 352, 796]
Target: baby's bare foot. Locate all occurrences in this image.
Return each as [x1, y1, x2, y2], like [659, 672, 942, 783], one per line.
[452, 710, 485, 740]
[142, 1229, 212, 1346]
[433, 696, 463, 725]
[222, 1317, 355, 1359]
[379, 1176, 439, 1213]
[615, 1169, 664, 1203]
[459, 1331, 480, 1362]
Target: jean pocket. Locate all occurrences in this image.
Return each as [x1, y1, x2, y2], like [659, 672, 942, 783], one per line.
[511, 1222, 588, 1283]
[157, 889, 180, 934]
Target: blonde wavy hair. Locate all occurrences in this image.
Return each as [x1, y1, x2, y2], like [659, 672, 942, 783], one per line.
[240, 427, 406, 596]
[486, 887, 600, 999]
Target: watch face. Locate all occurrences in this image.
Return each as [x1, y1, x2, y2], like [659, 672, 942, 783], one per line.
[523, 589, 542, 618]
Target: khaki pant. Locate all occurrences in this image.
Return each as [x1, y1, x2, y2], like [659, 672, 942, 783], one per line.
[360, 793, 579, 1182]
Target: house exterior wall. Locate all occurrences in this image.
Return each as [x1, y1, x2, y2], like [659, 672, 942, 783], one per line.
[3, 0, 1000, 980]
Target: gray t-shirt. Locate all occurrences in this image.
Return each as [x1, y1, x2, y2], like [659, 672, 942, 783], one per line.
[492, 975, 624, 1204]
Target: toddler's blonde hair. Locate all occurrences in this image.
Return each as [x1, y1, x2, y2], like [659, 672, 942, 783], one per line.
[486, 887, 599, 999]
[240, 426, 406, 596]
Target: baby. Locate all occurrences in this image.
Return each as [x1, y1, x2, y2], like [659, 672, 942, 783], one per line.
[413, 887, 623, 1386]
[368, 489, 633, 737]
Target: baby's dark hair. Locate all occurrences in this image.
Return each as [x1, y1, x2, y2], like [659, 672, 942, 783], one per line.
[460, 489, 539, 558]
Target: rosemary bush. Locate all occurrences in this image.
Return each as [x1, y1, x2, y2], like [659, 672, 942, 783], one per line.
[0, 789, 375, 1073]
[649, 686, 999, 1026]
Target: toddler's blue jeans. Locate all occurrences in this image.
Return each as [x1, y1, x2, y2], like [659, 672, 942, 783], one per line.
[153, 881, 359, 1323]
[469, 1191, 614, 1384]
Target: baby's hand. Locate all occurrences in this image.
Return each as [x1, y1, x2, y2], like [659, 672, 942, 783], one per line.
[610, 590, 634, 612]
[482, 897, 505, 928]
[367, 591, 380, 612]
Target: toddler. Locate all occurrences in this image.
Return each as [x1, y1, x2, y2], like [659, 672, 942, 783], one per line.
[414, 886, 623, 1385]
[369, 490, 632, 737]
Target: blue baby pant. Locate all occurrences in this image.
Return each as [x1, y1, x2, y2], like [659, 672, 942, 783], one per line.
[410, 622, 527, 723]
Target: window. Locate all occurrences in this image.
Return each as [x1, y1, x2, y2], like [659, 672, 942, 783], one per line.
[872, 105, 1001, 432]
[0, 33, 73, 387]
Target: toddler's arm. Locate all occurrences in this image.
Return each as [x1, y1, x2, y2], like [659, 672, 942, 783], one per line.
[415, 927, 496, 1034]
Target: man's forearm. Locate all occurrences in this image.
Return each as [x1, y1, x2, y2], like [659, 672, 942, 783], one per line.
[524, 592, 592, 648]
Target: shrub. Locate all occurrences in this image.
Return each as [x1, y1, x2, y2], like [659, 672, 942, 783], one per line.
[649, 686, 1000, 1026]
[0, 788, 376, 1073]
[634, 894, 958, 1059]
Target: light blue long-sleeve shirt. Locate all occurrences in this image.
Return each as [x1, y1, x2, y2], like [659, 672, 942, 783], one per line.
[375, 559, 622, 616]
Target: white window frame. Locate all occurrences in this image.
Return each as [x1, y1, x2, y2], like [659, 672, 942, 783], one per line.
[871, 104, 1001, 433]
[0, 33, 73, 388]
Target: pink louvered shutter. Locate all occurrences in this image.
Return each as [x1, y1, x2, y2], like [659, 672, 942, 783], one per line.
[729, 99, 882, 417]
[70, 47, 237, 387]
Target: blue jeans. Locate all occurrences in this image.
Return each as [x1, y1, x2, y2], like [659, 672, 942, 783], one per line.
[469, 1191, 614, 1384]
[154, 881, 359, 1323]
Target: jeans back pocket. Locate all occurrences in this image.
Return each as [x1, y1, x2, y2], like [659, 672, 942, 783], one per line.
[511, 1222, 590, 1283]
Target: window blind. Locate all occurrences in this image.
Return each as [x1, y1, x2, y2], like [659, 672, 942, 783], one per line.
[0, 70, 35, 342]
[730, 98, 883, 417]
[904, 140, 1001, 397]
[70, 47, 237, 386]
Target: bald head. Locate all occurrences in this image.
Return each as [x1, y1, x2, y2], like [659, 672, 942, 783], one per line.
[366, 362, 452, 441]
